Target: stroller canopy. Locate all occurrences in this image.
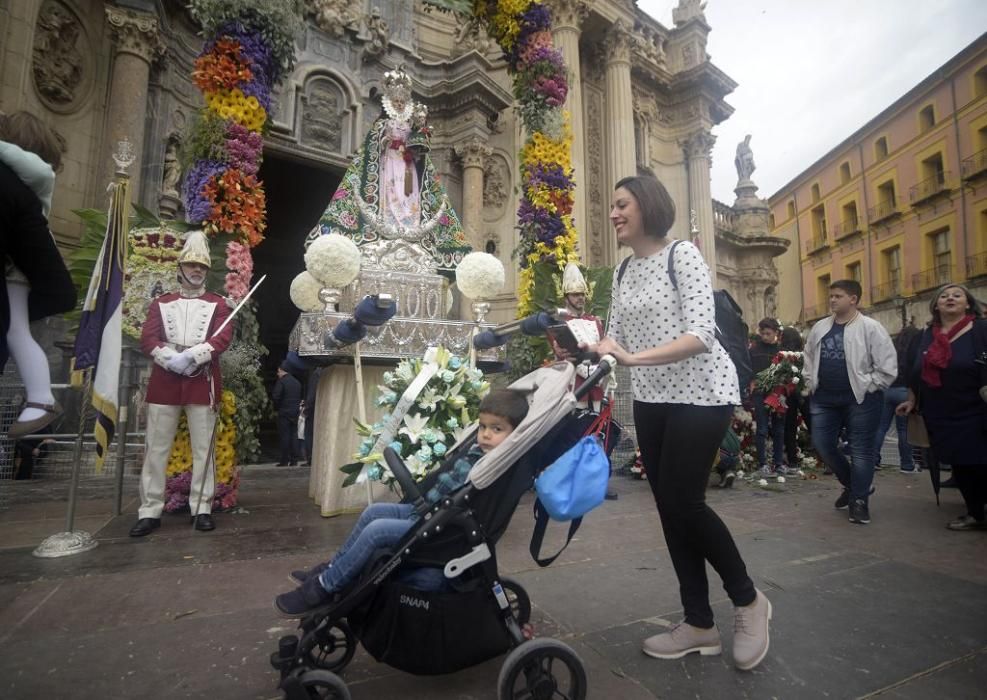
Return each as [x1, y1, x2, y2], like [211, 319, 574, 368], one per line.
[467, 362, 576, 490]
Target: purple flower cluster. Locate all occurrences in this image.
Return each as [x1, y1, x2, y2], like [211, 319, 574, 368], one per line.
[225, 122, 263, 176]
[524, 163, 572, 192]
[518, 198, 566, 243]
[183, 159, 225, 224]
[164, 472, 192, 512]
[510, 4, 553, 69]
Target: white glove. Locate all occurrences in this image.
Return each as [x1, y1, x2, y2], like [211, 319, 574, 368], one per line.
[165, 351, 195, 375]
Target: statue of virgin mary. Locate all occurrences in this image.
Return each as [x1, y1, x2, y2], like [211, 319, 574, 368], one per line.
[306, 66, 471, 272]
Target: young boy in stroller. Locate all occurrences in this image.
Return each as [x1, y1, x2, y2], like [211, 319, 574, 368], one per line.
[275, 388, 528, 617]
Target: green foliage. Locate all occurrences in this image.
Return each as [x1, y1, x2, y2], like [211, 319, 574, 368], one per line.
[66, 204, 170, 326]
[180, 112, 228, 173]
[188, 0, 304, 78]
[219, 302, 269, 463]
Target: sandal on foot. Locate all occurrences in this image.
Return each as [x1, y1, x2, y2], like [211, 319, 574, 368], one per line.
[8, 401, 63, 440]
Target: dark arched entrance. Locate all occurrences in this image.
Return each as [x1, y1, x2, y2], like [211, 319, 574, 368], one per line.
[253, 152, 341, 460]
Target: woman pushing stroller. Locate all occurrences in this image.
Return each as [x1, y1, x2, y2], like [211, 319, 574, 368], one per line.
[275, 389, 528, 617]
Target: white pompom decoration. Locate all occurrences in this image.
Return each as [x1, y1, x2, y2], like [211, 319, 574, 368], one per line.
[290, 271, 324, 312]
[757, 478, 768, 486]
[304, 233, 361, 287]
[776, 476, 786, 484]
[456, 252, 505, 300]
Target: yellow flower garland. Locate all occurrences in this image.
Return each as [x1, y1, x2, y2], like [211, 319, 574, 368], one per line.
[165, 390, 238, 483]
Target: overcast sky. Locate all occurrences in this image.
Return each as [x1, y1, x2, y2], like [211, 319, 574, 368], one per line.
[637, 0, 987, 203]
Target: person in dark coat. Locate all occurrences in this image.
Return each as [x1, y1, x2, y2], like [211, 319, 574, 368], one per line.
[273, 362, 303, 466]
[749, 318, 790, 476]
[897, 284, 987, 531]
[0, 112, 76, 429]
[873, 324, 922, 473]
[303, 367, 323, 466]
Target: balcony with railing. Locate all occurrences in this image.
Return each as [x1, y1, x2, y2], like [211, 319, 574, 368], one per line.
[803, 230, 829, 255]
[867, 198, 898, 225]
[871, 279, 902, 303]
[832, 216, 861, 241]
[961, 148, 987, 180]
[967, 251, 987, 279]
[909, 171, 950, 206]
[712, 199, 736, 233]
[912, 265, 955, 292]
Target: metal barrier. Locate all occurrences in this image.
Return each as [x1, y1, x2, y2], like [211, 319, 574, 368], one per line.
[609, 364, 638, 472]
[1, 348, 145, 556]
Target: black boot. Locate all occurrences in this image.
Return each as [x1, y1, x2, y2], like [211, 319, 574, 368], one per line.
[192, 513, 215, 531]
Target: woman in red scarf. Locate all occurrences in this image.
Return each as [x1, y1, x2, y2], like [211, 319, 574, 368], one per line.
[897, 283, 987, 530]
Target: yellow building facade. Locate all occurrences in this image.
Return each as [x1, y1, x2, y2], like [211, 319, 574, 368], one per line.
[769, 34, 987, 330]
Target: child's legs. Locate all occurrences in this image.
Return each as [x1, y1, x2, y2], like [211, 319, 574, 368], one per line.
[329, 502, 415, 565]
[5, 283, 55, 420]
[319, 515, 416, 593]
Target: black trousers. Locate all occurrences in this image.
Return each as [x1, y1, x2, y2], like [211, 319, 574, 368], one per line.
[634, 401, 757, 629]
[953, 464, 987, 521]
[277, 415, 299, 464]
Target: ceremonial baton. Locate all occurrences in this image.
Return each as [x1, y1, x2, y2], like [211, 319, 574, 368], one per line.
[213, 274, 267, 338]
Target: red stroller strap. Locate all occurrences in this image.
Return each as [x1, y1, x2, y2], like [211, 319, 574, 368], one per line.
[583, 402, 613, 451]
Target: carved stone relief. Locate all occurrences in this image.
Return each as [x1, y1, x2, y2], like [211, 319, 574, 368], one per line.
[301, 79, 344, 151]
[306, 0, 360, 38]
[482, 154, 509, 210]
[451, 12, 499, 58]
[585, 88, 605, 263]
[32, 0, 90, 111]
[363, 7, 390, 59]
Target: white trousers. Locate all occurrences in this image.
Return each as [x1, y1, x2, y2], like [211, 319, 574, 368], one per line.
[139, 403, 217, 518]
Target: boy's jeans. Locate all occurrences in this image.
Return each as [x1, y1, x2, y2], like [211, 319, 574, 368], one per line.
[752, 392, 786, 468]
[810, 391, 883, 501]
[318, 502, 416, 593]
[873, 386, 914, 471]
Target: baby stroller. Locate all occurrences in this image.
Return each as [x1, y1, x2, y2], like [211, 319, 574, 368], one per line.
[270, 358, 615, 699]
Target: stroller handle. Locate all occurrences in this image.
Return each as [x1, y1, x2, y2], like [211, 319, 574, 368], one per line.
[573, 354, 616, 401]
[384, 447, 428, 512]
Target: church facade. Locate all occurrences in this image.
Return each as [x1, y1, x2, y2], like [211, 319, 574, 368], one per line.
[2, 0, 784, 338]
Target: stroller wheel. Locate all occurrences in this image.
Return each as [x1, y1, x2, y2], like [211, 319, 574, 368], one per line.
[500, 577, 532, 626]
[294, 668, 350, 699]
[497, 638, 587, 700]
[300, 619, 357, 673]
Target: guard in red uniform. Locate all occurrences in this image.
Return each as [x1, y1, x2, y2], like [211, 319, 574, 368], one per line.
[129, 231, 234, 537]
[550, 263, 605, 406]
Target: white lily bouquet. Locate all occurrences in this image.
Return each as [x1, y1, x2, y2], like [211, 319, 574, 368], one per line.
[340, 347, 491, 489]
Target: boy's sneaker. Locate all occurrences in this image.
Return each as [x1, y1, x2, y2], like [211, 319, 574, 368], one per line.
[757, 465, 775, 478]
[275, 576, 336, 618]
[642, 622, 721, 659]
[848, 498, 871, 524]
[733, 589, 772, 671]
[899, 467, 918, 475]
[721, 471, 736, 488]
[775, 465, 797, 477]
[835, 485, 875, 510]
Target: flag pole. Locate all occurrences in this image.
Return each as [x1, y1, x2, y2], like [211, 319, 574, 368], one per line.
[34, 139, 135, 558]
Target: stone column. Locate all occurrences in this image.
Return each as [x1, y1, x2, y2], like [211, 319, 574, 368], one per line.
[454, 138, 493, 251]
[547, 0, 588, 247]
[603, 19, 636, 267]
[682, 131, 718, 285]
[101, 6, 165, 199]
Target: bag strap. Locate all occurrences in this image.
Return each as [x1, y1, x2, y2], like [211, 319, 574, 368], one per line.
[583, 402, 614, 451]
[616, 256, 631, 287]
[666, 239, 682, 291]
[529, 499, 583, 567]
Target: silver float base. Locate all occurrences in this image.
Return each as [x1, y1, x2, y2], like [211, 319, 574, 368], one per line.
[33, 531, 99, 558]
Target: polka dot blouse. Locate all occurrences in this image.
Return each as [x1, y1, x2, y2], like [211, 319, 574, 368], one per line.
[608, 239, 740, 407]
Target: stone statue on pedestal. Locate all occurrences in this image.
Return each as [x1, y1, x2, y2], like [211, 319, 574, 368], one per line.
[735, 134, 755, 183]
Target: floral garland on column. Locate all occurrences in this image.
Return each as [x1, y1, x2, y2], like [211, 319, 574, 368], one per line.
[475, 0, 579, 317]
[163, 0, 301, 511]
